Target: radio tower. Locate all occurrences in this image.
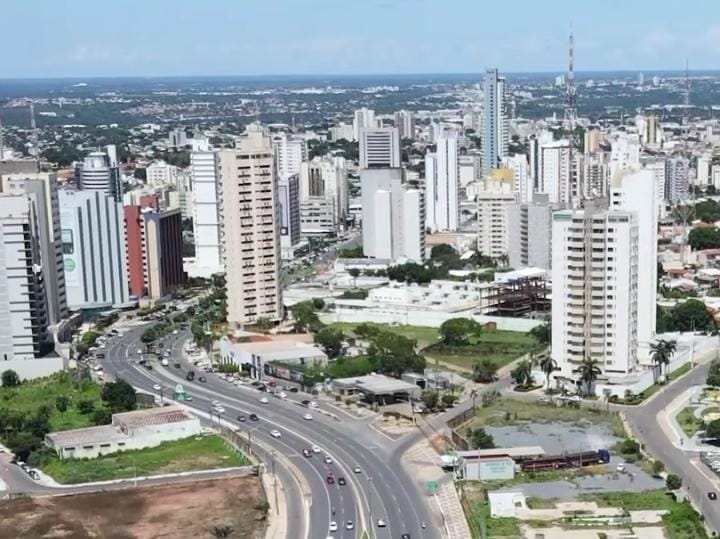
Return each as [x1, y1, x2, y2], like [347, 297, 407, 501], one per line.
[563, 27, 578, 132]
[28, 101, 39, 156]
[682, 58, 691, 126]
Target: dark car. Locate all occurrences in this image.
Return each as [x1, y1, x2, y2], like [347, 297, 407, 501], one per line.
[198, 376, 207, 383]
[709, 492, 718, 500]
[144, 364, 153, 370]
[337, 477, 346, 486]
[237, 415, 246, 422]
[249, 413, 259, 421]
[174, 362, 181, 368]
[186, 371, 195, 381]
[289, 387, 299, 393]
[326, 473, 335, 485]
[401, 535, 411, 539]
[301, 399, 310, 405]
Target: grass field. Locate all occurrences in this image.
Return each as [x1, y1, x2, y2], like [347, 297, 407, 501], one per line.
[468, 397, 625, 437]
[329, 322, 441, 348]
[581, 490, 708, 539]
[676, 407, 702, 437]
[461, 482, 521, 539]
[34, 435, 248, 484]
[0, 371, 105, 434]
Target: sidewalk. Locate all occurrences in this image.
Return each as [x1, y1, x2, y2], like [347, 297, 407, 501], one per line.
[261, 467, 287, 539]
[403, 439, 472, 539]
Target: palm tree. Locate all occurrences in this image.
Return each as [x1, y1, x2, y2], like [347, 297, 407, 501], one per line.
[578, 356, 602, 396]
[650, 339, 677, 383]
[511, 359, 534, 388]
[539, 356, 558, 390]
[210, 525, 234, 539]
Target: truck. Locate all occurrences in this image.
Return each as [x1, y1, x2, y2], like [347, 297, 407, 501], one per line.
[520, 449, 610, 472]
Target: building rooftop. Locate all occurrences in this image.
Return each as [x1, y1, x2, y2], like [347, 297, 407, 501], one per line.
[45, 425, 127, 448]
[112, 405, 196, 428]
[457, 446, 546, 460]
[332, 373, 420, 395]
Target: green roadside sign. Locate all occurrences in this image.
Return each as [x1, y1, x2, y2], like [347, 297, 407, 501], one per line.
[426, 480, 439, 490]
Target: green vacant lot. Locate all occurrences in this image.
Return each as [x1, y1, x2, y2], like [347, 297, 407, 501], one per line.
[581, 490, 707, 539]
[0, 371, 105, 435]
[34, 435, 248, 485]
[329, 322, 441, 348]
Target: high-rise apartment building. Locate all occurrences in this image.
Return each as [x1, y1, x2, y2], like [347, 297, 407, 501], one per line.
[219, 127, 282, 328]
[394, 110, 416, 140]
[125, 205, 184, 301]
[272, 134, 304, 251]
[539, 140, 573, 204]
[507, 198, 563, 271]
[425, 133, 459, 232]
[665, 157, 690, 202]
[353, 108, 377, 141]
[551, 204, 639, 379]
[581, 154, 609, 199]
[482, 68, 509, 177]
[361, 168, 425, 262]
[476, 187, 517, 259]
[359, 127, 401, 169]
[190, 143, 224, 277]
[0, 194, 51, 360]
[609, 169, 657, 352]
[0, 172, 68, 325]
[609, 134, 641, 178]
[299, 157, 348, 235]
[59, 190, 131, 310]
[76, 148, 122, 202]
[272, 133, 307, 182]
[503, 154, 533, 203]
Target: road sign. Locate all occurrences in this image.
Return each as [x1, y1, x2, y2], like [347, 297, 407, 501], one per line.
[426, 480, 439, 490]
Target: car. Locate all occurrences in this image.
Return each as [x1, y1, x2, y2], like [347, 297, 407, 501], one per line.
[326, 473, 335, 484]
[303, 413, 313, 421]
[279, 391, 287, 399]
[353, 466, 361, 474]
[312, 445, 321, 453]
[172, 329, 179, 335]
[401, 535, 411, 539]
[324, 455, 333, 464]
[260, 397, 269, 404]
[302, 448, 312, 457]
[144, 364, 153, 370]
[345, 521, 354, 530]
[616, 462, 626, 472]
[289, 387, 299, 393]
[268, 381, 277, 387]
[710, 491, 718, 500]
[329, 521, 338, 532]
[152, 384, 162, 391]
[337, 477, 346, 486]
[164, 350, 171, 357]
[309, 401, 319, 408]
[270, 429, 282, 438]
[212, 400, 221, 407]
[213, 406, 226, 414]
[28, 470, 40, 480]
[186, 371, 196, 381]
[237, 415, 246, 422]
[249, 413, 259, 421]
[185, 395, 193, 401]
[377, 519, 387, 528]
[136, 349, 143, 355]
[301, 399, 310, 405]
[174, 362, 181, 368]
[161, 359, 169, 366]
[198, 376, 207, 382]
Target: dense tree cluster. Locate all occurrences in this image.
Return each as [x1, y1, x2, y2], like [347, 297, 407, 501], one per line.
[656, 299, 715, 333]
[688, 226, 720, 250]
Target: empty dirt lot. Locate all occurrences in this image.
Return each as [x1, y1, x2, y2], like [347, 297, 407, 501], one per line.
[0, 475, 267, 539]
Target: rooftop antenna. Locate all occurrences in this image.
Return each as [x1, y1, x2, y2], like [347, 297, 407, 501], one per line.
[563, 24, 578, 132]
[683, 57, 691, 126]
[0, 111, 4, 157]
[28, 101, 39, 156]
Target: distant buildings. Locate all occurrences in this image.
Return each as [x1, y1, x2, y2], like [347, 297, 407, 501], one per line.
[538, 139, 573, 204]
[219, 126, 283, 328]
[425, 132, 459, 232]
[359, 127, 401, 169]
[482, 68, 509, 177]
[394, 110, 416, 140]
[353, 108, 377, 141]
[190, 143, 224, 278]
[59, 190, 131, 311]
[476, 186, 516, 260]
[299, 156, 349, 236]
[360, 168, 425, 263]
[665, 157, 690, 202]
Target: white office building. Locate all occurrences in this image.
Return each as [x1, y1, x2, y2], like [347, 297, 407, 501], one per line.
[146, 160, 179, 188]
[539, 140, 573, 204]
[361, 168, 425, 263]
[425, 133, 459, 232]
[59, 190, 131, 310]
[394, 110, 416, 140]
[353, 108, 377, 141]
[609, 134, 641, 179]
[360, 127, 401, 169]
[77, 150, 122, 201]
[272, 133, 307, 182]
[551, 205, 639, 379]
[503, 154, 532, 203]
[477, 188, 517, 259]
[190, 146, 224, 277]
[219, 126, 282, 328]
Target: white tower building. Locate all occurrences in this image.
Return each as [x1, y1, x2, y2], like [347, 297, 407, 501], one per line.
[425, 133, 459, 232]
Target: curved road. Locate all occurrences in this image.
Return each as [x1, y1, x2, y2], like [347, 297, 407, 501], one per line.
[104, 324, 437, 539]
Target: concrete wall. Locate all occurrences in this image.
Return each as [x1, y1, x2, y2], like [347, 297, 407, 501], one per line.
[0, 357, 64, 384]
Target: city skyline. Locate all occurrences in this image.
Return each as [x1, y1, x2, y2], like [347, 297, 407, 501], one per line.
[2, 0, 720, 78]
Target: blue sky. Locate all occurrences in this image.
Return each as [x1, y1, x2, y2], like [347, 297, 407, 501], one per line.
[2, 0, 720, 77]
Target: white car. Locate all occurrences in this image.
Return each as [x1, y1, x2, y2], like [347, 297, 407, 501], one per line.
[260, 397, 269, 404]
[279, 391, 287, 399]
[172, 329, 179, 335]
[329, 521, 338, 532]
[270, 429, 282, 438]
[212, 400, 221, 407]
[312, 445, 321, 454]
[324, 455, 333, 464]
[136, 348, 143, 355]
[214, 406, 226, 414]
[152, 384, 161, 391]
[164, 351, 171, 357]
[309, 401, 319, 408]
[303, 413, 313, 421]
[160, 359, 169, 366]
[616, 462, 626, 472]
[345, 521, 354, 530]
[353, 466, 361, 474]
[376, 519, 386, 528]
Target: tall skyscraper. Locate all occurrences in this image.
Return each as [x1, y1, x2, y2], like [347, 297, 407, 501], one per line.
[609, 169, 657, 352]
[552, 204, 639, 379]
[0, 194, 52, 360]
[359, 127, 401, 169]
[272, 133, 307, 182]
[190, 143, 224, 277]
[361, 168, 425, 262]
[219, 126, 282, 328]
[299, 157, 348, 235]
[507, 198, 563, 271]
[0, 172, 68, 325]
[539, 140, 573, 204]
[482, 68, 509, 177]
[59, 190, 131, 310]
[425, 132, 459, 232]
[76, 148, 122, 202]
[394, 110, 416, 140]
[503, 154, 533, 204]
[353, 108, 377, 141]
[476, 188, 517, 259]
[581, 154, 609, 199]
[665, 157, 690, 202]
[272, 134, 304, 251]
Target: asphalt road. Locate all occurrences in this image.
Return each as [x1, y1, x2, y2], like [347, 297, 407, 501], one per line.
[104, 325, 437, 539]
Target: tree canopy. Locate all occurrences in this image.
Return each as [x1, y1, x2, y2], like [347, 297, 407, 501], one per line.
[314, 327, 345, 358]
[101, 379, 137, 413]
[688, 226, 720, 250]
[439, 318, 481, 346]
[367, 331, 425, 378]
[656, 299, 715, 333]
[1, 370, 20, 387]
[289, 301, 323, 333]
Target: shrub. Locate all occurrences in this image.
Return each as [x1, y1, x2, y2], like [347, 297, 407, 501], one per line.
[666, 473, 682, 490]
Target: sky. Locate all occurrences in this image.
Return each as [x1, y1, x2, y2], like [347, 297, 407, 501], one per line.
[2, 0, 720, 78]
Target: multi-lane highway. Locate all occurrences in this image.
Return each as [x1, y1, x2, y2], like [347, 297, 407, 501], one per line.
[103, 323, 437, 539]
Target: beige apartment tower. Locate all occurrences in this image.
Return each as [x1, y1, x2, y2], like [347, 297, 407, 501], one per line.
[219, 126, 283, 328]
